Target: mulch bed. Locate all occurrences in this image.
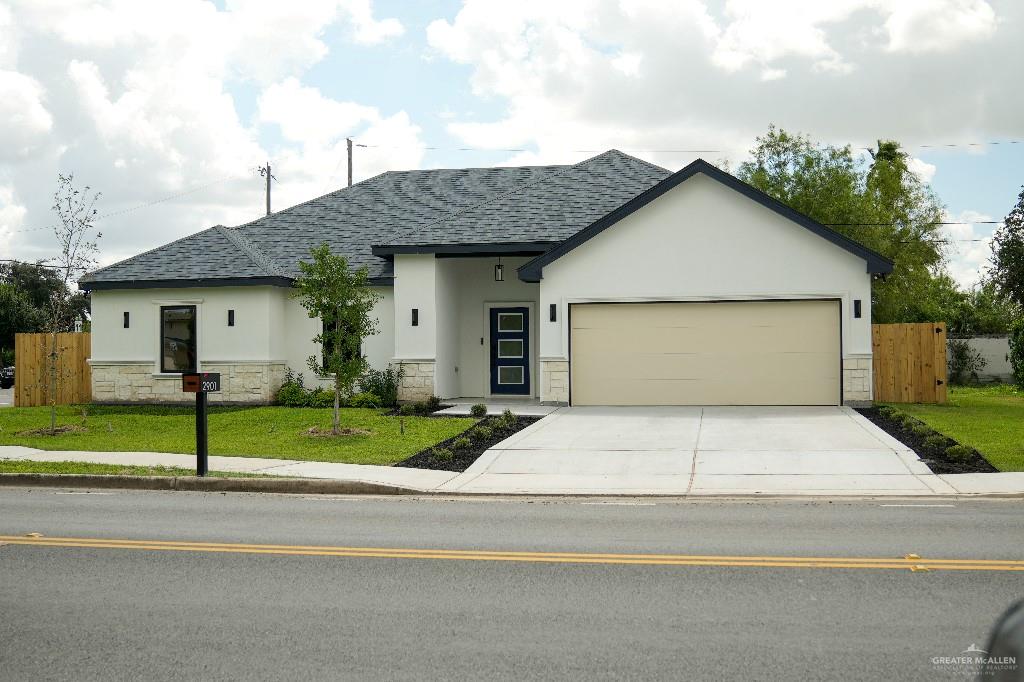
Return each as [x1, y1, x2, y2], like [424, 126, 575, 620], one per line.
[856, 407, 997, 474]
[396, 415, 542, 472]
[16, 425, 88, 436]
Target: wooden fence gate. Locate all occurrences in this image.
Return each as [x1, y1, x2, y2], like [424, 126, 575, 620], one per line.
[871, 323, 947, 404]
[13, 333, 92, 407]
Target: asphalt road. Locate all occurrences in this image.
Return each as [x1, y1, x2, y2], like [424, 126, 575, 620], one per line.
[1, 489, 1022, 681]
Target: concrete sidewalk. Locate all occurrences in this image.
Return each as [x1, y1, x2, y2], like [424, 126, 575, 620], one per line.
[3, 428, 1024, 497]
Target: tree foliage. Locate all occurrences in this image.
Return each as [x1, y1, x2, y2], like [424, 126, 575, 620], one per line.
[292, 243, 380, 434]
[990, 187, 1024, 308]
[0, 260, 90, 332]
[737, 127, 946, 323]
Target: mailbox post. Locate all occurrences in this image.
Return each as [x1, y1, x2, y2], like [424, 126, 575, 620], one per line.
[182, 372, 220, 476]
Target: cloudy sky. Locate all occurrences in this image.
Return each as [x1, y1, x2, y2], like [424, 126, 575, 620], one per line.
[1, 0, 1021, 287]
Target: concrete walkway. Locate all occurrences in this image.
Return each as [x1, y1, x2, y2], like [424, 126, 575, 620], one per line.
[2, 405, 1024, 496]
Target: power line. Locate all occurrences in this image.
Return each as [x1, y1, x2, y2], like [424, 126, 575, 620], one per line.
[5, 173, 240, 235]
[351, 138, 1024, 154]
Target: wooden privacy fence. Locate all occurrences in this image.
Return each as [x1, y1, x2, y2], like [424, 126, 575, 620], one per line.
[871, 323, 947, 404]
[14, 333, 92, 407]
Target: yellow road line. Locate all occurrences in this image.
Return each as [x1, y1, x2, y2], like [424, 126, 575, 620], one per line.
[1, 535, 1021, 571]
[2, 535, 1021, 570]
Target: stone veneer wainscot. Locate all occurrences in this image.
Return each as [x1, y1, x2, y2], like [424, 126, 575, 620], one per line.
[397, 360, 435, 402]
[540, 359, 569, 405]
[91, 362, 286, 404]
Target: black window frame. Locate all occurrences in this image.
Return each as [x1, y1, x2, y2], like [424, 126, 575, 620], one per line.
[160, 305, 197, 374]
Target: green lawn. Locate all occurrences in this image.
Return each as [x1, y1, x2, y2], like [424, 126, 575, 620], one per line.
[0, 405, 475, 466]
[0, 459, 269, 478]
[889, 384, 1024, 472]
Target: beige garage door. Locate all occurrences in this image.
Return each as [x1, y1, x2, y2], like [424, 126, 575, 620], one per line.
[570, 300, 840, 406]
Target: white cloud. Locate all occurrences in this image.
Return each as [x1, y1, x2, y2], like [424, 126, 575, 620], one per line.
[882, 0, 997, 53]
[0, 70, 52, 161]
[908, 156, 936, 183]
[258, 78, 379, 145]
[941, 209, 996, 287]
[427, 0, 1010, 173]
[0, 0, 411, 270]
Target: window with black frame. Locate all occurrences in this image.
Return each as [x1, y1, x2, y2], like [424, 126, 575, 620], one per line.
[161, 305, 197, 373]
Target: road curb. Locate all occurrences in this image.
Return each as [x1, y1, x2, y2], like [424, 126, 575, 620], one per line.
[0, 473, 424, 496]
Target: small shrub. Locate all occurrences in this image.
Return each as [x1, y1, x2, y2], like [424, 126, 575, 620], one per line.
[359, 364, 404, 408]
[307, 388, 335, 408]
[470, 403, 488, 418]
[452, 437, 471, 450]
[923, 434, 949, 452]
[426, 395, 442, 412]
[945, 444, 975, 463]
[471, 425, 493, 442]
[432, 447, 454, 461]
[1010, 320, 1024, 388]
[349, 392, 382, 409]
[398, 404, 417, 416]
[911, 423, 934, 438]
[275, 382, 308, 407]
[412, 401, 430, 416]
[948, 339, 987, 385]
[877, 405, 898, 420]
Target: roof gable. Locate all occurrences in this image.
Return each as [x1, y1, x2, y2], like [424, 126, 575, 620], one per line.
[517, 159, 894, 282]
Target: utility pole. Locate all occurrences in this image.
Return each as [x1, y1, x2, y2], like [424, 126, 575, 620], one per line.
[257, 162, 276, 215]
[346, 138, 353, 187]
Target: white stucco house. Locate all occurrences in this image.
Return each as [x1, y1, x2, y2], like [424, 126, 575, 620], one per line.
[79, 152, 892, 406]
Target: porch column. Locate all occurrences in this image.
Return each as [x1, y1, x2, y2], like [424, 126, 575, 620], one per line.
[393, 254, 437, 401]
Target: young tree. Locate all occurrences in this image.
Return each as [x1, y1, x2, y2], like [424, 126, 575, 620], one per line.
[45, 175, 101, 433]
[0, 283, 44, 366]
[990, 187, 1024, 307]
[293, 243, 380, 435]
[737, 127, 947, 323]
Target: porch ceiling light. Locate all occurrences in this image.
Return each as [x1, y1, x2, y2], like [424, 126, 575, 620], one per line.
[494, 257, 504, 282]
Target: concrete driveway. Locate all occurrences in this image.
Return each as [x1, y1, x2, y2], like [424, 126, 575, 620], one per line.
[441, 406, 957, 495]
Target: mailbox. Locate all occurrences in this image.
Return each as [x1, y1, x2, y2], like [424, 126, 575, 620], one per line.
[182, 372, 220, 393]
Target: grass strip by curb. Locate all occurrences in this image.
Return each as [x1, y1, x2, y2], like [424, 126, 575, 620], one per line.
[0, 473, 423, 495]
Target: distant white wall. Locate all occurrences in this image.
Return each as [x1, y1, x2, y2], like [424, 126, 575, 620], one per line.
[949, 336, 1012, 382]
[537, 173, 874, 360]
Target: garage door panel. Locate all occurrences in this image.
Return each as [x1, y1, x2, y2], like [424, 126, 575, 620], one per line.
[570, 301, 840, 406]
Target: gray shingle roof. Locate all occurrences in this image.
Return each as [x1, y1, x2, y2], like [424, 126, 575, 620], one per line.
[374, 150, 669, 250]
[80, 151, 669, 289]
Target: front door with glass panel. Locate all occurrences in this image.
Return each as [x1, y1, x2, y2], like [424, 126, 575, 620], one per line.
[489, 307, 530, 395]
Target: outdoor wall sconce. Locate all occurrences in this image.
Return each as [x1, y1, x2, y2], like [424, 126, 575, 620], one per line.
[228, 309, 235, 326]
[411, 308, 419, 326]
[123, 312, 130, 328]
[549, 304, 557, 322]
[494, 257, 504, 282]
[853, 299, 862, 319]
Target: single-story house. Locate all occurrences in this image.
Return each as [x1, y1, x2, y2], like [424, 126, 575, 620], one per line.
[79, 151, 892, 406]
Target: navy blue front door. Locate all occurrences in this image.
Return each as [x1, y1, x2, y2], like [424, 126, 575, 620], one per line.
[489, 307, 530, 395]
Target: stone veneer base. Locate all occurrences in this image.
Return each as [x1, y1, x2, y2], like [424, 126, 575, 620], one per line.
[397, 360, 436, 402]
[842, 357, 872, 403]
[540, 360, 569, 405]
[91, 362, 286, 404]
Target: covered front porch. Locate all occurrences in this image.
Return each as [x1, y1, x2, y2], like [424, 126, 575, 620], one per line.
[390, 254, 545, 403]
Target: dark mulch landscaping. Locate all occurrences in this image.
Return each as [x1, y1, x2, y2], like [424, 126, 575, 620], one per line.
[396, 415, 542, 472]
[856, 407, 997, 474]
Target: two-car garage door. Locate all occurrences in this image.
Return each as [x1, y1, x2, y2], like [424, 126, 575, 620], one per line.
[569, 300, 841, 406]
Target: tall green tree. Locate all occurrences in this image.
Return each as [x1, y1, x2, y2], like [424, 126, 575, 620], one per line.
[292, 243, 380, 435]
[990, 187, 1024, 307]
[737, 127, 946, 323]
[0, 283, 45, 365]
[0, 260, 90, 331]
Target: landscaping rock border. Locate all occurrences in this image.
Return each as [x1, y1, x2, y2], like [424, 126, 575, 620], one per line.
[396, 415, 542, 472]
[856, 407, 997, 474]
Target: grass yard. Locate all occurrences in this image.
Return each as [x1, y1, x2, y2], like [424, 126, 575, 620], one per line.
[889, 384, 1024, 472]
[0, 460, 267, 478]
[0, 405, 475, 466]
